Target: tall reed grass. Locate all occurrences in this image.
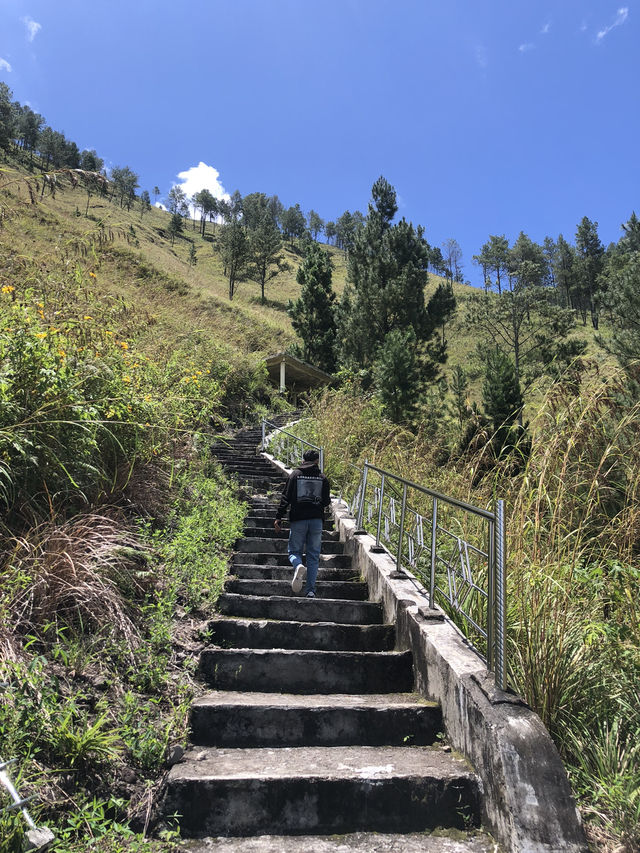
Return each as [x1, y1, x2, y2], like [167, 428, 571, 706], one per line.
[303, 367, 640, 850]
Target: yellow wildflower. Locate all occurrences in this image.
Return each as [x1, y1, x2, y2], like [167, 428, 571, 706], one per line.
[58, 349, 66, 358]
[119, 341, 129, 349]
[35, 332, 47, 339]
[89, 272, 97, 278]
[105, 330, 113, 336]
[84, 315, 93, 320]
[1, 285, 15, 294]
[122, 376, 131, 384]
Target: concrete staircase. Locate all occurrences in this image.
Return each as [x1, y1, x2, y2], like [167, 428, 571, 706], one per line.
[165, 424, 499, 851]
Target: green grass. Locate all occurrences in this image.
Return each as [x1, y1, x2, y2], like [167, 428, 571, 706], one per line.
[1, 153, 634, 852]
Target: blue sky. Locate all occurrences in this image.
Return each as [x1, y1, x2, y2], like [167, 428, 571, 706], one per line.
[1, 0, 638, 285]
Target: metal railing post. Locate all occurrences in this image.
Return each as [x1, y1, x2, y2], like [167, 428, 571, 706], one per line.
[396, 483, 408, 572]
[319, 448, 324, 471]
[487, 518, 495, 673]
[375, 474, 385, 547]
[495, 499, 506, 690]
[356, 462, 369, 529]
[429, 497, 438, 608]
[261, 420, 266, 451]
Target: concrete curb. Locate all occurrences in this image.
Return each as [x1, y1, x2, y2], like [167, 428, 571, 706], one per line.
[329, 499, 589, 853]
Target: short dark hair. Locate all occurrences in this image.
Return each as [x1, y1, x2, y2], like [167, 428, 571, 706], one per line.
[303, 449, 319, 462]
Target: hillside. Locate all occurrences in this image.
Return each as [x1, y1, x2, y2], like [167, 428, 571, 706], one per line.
[2, 159, 503, 383]
[2, 163, 302, 360]
[2, 158, 638, 853]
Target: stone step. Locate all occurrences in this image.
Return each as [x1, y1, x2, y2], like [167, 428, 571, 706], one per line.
[227, 477, 285, 490]
[223, 470, 282, 481]
[190, 692, 442, 747]
[244, 516, 334, 530]
[213, 447, 264, 455]
[231, 565, 357, 582]
[214, 437, 262, 445]
[198, 648, 414, 694]
[217, 594, 384, 625]
[224, 578, 368, 601]
[220, 462, 282, 474]
[232, 552, 352, 568]
[165, 745, 480, 837]
[242, 526, 338, 540]
[221, 465, 282, 475]
[206, 617, 395, 651]
[213, 449, 262, 458]
[180, 831, 499, 852]
[223, 470, 283, 481]
[236, 538, 344, 554]
[213, 444, 262, 452]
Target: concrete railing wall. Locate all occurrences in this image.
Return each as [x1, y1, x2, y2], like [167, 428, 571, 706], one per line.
[331, 499, 589, 853]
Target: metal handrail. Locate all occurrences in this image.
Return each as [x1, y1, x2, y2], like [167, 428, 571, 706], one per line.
[261, 420, 324, 471]
[0, 757, 54, 849]
[262, 419, 507, 691]
[353, 460, 506, 689]
[360, 462, 496, 520]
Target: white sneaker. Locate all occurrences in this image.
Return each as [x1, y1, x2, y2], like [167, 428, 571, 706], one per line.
[292, 564, 306, 594]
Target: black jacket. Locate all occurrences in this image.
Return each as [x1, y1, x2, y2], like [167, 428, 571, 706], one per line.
[276, 462, 331, 522]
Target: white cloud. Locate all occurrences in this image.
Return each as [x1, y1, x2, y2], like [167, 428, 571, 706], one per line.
[22, 16, 42, 42]
[0, 58, 12, 72]
[519, 43, 535, 53]
[174, 162, 230, 218]
[175, 162, 229, 200]
[596, 7, 629, 41]
[541, 22, 551, 35]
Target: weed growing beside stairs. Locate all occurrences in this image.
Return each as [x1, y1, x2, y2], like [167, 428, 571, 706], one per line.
[1, 461, 246, 848]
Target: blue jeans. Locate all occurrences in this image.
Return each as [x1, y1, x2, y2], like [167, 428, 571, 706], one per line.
[288, 517, 323, 594]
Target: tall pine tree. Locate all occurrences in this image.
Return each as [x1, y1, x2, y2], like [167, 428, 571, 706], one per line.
[575, 216, 605, 329]
[288, 242, 337, 373]
[482, 348, 523, 430]
[373, 328, 420, 423]
[337, 177, 441, 375]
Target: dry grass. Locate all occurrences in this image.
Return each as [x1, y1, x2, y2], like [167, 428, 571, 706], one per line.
[503, 363, 640, 568]
[1, 512, 153, 657]
[302, 368, 640, 847]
